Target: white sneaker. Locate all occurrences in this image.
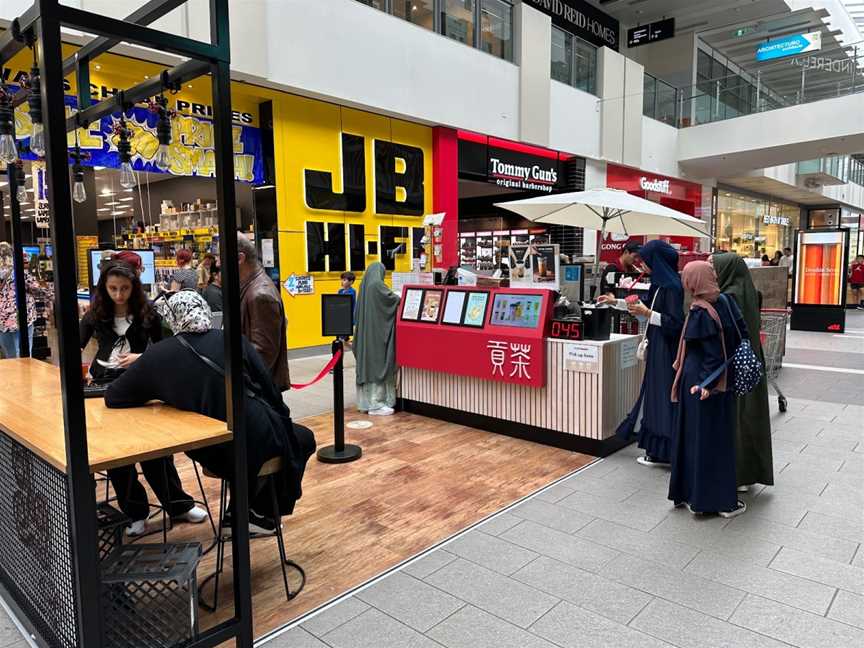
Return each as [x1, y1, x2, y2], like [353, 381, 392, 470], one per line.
[737, 485, 750, 493]
[126, 519, 148, 537]
[636, 455, 668, 467]
[175, 505, 209, 524]
[719, 501, 747, 519]
[369, 406, 395, 416]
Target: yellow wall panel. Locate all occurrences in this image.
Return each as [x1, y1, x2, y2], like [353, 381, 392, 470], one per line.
[272, 96, 434, 349]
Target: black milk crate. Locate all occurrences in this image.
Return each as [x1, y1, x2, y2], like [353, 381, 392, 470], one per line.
[96, 502, 128, 561]
[100, 543, 202, 648]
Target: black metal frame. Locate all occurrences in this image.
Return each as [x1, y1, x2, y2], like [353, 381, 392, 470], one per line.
[0, 1, 253, 646]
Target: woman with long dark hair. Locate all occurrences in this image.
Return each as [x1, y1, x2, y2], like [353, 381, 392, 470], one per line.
[81, 261, 207, 535]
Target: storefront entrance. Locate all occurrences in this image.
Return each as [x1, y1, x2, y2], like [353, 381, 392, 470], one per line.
[715, 188, 800, 259]
[454, 132, 586, 277]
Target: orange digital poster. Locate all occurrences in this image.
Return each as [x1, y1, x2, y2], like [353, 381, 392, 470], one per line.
[795, 232, 844, 306]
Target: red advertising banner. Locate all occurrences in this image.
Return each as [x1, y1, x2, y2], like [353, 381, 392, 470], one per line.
[396, 286, 552, 388]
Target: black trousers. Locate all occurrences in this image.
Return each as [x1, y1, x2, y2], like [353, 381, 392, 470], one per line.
[108, 456, 195, 522]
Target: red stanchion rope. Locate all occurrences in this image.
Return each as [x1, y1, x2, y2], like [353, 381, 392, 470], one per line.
[290, 348, 343, 390]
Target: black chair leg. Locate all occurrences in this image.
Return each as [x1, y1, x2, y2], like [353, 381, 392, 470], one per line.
[268, 476, 305, 601]
[198, 478, 227, 613]
[192, 461, 219, 554]
[268, 476, 291, 599]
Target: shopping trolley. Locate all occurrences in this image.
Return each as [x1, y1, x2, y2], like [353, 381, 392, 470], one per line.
[760, 308, 790, 412]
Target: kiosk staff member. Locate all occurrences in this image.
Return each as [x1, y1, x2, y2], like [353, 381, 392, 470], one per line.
[602, 242, 643, 294]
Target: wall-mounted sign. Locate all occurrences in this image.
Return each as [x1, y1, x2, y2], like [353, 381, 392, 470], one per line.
[523, 0, 619, 50]
[627, 18, 675, 48]
[756, 31, 821, 62]
[283, 273, 315, 297]
[763, 214, 791, 227]
[791, 55, 853, 75]
[639, 176, 671, 195]
[489, 152, 559, 193]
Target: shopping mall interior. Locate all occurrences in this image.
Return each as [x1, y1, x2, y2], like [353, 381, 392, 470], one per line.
[0, 2, 862, 648]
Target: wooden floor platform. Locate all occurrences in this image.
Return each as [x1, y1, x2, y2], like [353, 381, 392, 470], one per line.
[147, 410, 592, 639]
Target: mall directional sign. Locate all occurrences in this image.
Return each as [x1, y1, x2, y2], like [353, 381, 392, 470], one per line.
[756, 31, 821, 62]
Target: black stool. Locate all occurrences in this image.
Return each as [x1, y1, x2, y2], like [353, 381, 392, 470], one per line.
[199, 457, 305, 611]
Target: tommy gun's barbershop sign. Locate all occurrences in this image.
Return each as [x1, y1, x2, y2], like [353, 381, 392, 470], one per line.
[523, 0, 620, 50]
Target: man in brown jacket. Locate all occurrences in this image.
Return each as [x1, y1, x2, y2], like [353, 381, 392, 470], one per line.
[237, 233, 290, 390]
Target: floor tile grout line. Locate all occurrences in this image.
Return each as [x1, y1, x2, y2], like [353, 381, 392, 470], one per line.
[419, 601, 469, 638]
[255, 456, 605, 645]
[823, 588, 841, 619]
[679, 548, 703, 572]
[295, 601, 370, 643]
[623, 594, 656, 628]
[848, 542, 861, 567]
[725, 595, 809, 648]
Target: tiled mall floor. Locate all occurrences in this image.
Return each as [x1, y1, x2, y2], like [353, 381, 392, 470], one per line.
[261, 313, 864, 648]
[1, 317, 861, 648]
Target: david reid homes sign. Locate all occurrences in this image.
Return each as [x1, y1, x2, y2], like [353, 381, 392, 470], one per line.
[524, 0, 620, 50]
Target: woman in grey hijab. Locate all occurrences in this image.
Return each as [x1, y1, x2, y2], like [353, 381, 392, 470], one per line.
[354, 262, 400, 415]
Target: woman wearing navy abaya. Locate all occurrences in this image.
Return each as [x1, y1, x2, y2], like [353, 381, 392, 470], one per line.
[601, 240, 683, 466]
[668, 261, 748, 518]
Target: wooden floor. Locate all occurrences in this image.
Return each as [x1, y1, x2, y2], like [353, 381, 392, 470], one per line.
[138, 410, 592, 640]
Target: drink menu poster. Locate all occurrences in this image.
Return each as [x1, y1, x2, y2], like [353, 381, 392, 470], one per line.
[490, 293, 543, 329]
[442, 291, 467, 325]
[401, 289, 424, 320]
[420, 290, 443, 322]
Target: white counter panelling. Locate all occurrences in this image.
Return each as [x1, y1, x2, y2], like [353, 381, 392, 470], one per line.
[401, 336, 643, 441]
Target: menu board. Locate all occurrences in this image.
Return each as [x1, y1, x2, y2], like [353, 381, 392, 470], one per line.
[490, 293, 544, 329]
[463, 292, 489, 327]
[401, 288, 424, 321]
[442, 291, 467, 325]
[420, 290, 443, 322]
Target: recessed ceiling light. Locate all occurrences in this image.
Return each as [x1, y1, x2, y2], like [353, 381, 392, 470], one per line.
[94, 166, 105, 170]
[106, 201, 120, 206]
[94, 64, 101, 70]
[123, 188, 134, 192]
[187, 84, 193, 89]
[97, 208, 111, 212]
[111, 211, 126, 216]
[119, 197, 134, 202]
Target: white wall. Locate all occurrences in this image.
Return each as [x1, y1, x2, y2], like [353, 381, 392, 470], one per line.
[623, 32, 696, 88]
[678, 93, 864, 176]
[640, 117, 680, 178]
[548, 81, 600, 159]
[259, 0, 520, 139]
[515, 2, 551, 147]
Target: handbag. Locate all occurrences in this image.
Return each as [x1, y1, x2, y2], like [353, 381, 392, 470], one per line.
[699, 294, 763, 396]
[636, 289, 660, 361]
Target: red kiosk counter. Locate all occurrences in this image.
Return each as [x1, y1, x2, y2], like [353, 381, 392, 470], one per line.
[396, 286, 643, 456]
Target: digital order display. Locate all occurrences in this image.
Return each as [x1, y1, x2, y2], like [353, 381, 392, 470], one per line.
[549, 319, 583, 340]
[490, 293, 543, 329]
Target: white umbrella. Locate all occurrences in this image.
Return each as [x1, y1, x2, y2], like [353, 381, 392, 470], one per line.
[495, 188, 710, 297]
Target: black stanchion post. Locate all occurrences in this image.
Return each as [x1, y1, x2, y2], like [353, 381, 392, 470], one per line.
[317, 339, 362, 463]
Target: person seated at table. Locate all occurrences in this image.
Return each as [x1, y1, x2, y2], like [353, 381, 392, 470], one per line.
[81, 260, 208, 536]
[105, 291, 316, 534]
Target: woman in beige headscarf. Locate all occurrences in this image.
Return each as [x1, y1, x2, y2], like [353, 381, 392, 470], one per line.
[668, 261, 749, 519]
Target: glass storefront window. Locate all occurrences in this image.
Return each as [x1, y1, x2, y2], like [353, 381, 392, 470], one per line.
[480, 0, 512, 61]
[550, 27, 597, 96]
[443, 0, 475, 47]
[392, 0, 435, 29]
[551, 27, 572, 85]
[716, 190, 796, 258]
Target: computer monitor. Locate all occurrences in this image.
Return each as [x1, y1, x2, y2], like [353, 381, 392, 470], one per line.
[89, 249, 156, 286]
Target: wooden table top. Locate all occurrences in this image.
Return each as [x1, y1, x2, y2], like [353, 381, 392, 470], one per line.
[0, 358, 231, 474]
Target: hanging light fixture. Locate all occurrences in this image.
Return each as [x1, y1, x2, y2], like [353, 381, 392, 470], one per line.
[70, 144, 87, 203]
[0, 86, 19, 165]
[115, 115, 136, 189]
[25, 46, 45, 158]
[150, 94, 172, 171]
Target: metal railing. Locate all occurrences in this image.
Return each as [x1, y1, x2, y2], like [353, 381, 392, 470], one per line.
[642, 41, 864, 128]
[677, 41, 864, 127]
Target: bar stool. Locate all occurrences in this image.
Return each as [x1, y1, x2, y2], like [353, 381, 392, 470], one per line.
[199, 457, 305, 612]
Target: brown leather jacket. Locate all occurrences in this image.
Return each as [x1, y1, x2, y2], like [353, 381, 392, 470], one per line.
[240, 266, 290, 390]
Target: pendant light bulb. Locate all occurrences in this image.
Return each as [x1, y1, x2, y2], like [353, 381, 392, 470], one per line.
[154, 143, 171, 171]
[15, 183, 27, 203]
[120, 161, 136, 189]
[72, 168, 86, 203]
[29, 123, 45, 158]
[0, 134, 17, 165]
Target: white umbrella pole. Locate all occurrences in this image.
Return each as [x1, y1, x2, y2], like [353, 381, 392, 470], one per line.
[592, 214, 608, 301]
